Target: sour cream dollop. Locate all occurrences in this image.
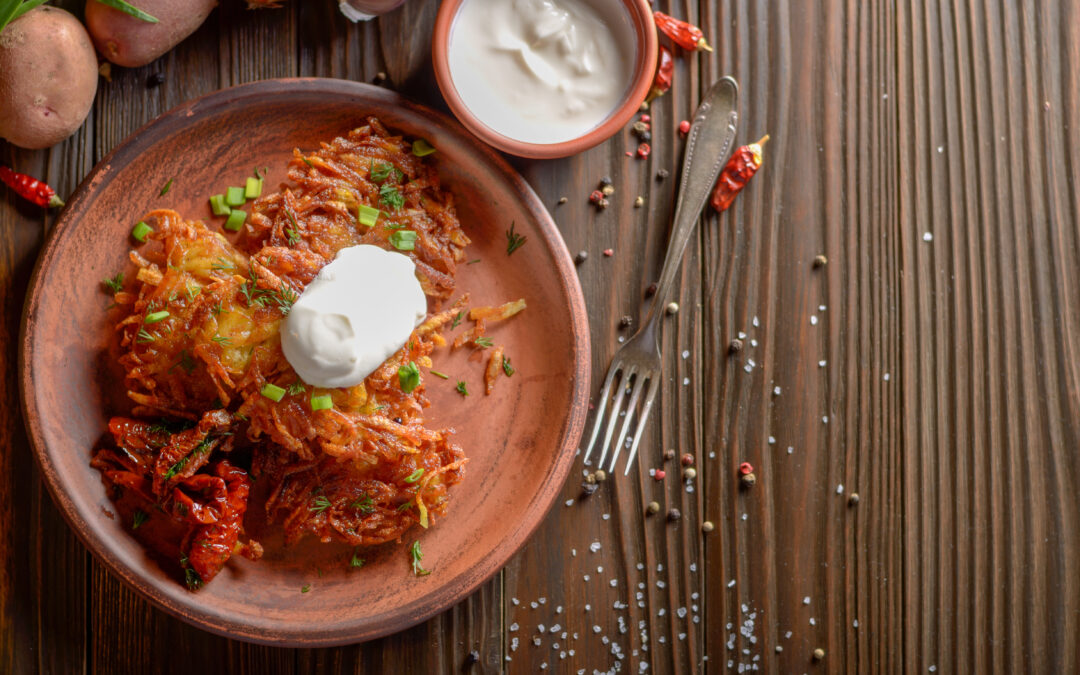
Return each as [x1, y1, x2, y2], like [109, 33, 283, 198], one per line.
[280, 245, 427, 388]
[447, 0, 634, 144]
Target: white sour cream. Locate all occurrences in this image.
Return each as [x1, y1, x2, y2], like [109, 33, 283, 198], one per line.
[280, 245, 427, 388]
[448, 0, 634, 144]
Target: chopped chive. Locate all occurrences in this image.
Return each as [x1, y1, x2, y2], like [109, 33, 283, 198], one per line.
[224, 208, 246, 232]
[301, 157, 315, 168]
[261, 383, 286, 402]
[389, 229, 418, 251]
[225, 186, 246, 207]
[159, 178, 174, 196]
[466, 259, 481, 264]
[398, 361, 420, 393]
[131, 221, 153, 242]
[410, 540, 430, 576]
[244, 177, 263, 199]
[310, 394, 333, 411]
[429, 370, 449, 379]
[405, 468, 425, 483]
[357, 204, 381, 227]
[209, 194, 231, 216]
[144, 310, 169, 324]
[412, 139, 437, 157]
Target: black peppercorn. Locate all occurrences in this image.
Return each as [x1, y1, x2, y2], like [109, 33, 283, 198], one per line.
[656, 168, 670, 181]
[575, 251, 588, 265]
[146, 72, 166, 88]
[645, 282, 658, 297]
[667, 508, 681, 522]
[729, 339, 743, 353]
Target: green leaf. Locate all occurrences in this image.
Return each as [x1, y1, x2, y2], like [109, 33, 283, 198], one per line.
[95, 0, 159, 23]
[4, 0, 48, 31]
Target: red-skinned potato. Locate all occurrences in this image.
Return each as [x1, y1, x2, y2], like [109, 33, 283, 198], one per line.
[0, 6, 99, 150]
[85, 0, 217, 68]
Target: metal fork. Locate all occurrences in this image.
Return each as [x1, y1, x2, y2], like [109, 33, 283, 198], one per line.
[582, 76, 739, 475]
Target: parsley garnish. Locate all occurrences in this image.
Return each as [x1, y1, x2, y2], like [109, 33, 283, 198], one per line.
[370, 160, 403, 183]
[503, 356, 515, 377]
[410, 540, 431, 576]
[506, 221, 527, 255]
[379, 183, 405, 211]
[350, 495, 375, 513]
[103, 273, 124, 294]
[310, 495, 332, 514]
[455, 381, 469, 397]
[350, 550, 366, 569]
[398, 361, 420, 393]
[474, 336, 493, 348]
[132, 509, 148, 529]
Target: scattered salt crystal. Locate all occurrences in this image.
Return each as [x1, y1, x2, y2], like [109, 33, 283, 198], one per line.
[678, 632, 687, 641]
[590, 541, 602, 553]
[658, 608, 666, 616]
[656, 580, 666, 589]
[693, 615, 700, 624]
[531, 601, 539, 609]
[550, 624, 561, 633]
[748, 358, 756, 368]
[937, 146, 944, 153]
[593, 625, 602, 633]
[744, 364, 753, 373]
[585, 604, 591, 611]
[823, 416, 829, 424]
[539, 597, 547, 604]
[597, 566, 603, 573]
[753, 316, 760, 327]
[571, 549, 576, 557]
[691, 592, 699, 600]
[636, 562, 644, 570]
[884, 373, 891, 381]
[741, 603, 749, 613]
[683, 377, 690, 386]
[538, 623, 545, 632]
[803, 596, 811, 605]
[512, 598, 520, 606]
[689, 563, 697, 572]
[533, 637, 541, 646]
[738, 331, 747, 339]
[819, 305, 826, 312]
[584, 575, 590, 581]
[510, 622, 519, 631]
[929, 666, 936, 672]
[768, 435, 776, 445]
[787, 446, 794, 454]
[836, 484, 845, 494]
[809, 618, 816, 626]
[617, 336, 625, 343]
[818, 359, 827, 368]
[810, 315, 818, 326]
[677, 607, 688, 618]
[556, 605, 563, 614]
[681, 350, 690, 359]
[657, 564, 663, 572]
[727, 579, 736, 588]
[774, 386, 782, 395]
[853, 620, 859, 628]
[923, 232, 933, 242]
[565, 499, 574, 506]
[741, 513, 748, 521]
[610, 579, 618, 587]
[559, 651, 566, 659]
[750, 339, 758, 347]
[511, 636, 519, 651]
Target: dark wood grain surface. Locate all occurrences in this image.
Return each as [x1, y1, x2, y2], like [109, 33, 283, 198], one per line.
[1, 0, 1077, 673]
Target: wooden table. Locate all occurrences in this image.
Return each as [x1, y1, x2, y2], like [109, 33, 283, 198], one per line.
[2, 1, 1077, 672]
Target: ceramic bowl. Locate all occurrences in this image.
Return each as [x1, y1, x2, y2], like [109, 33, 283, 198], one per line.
[431, 0, 658, 159]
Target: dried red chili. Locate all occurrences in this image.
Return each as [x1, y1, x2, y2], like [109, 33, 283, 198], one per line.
[710, 135, 769, 212]
[646, 45, 674, 103]
[653, 11, 713, 52]
[0, 166, 64, 208]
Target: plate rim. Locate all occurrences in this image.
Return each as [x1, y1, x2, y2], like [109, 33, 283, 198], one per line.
[18, 77, 590, 646]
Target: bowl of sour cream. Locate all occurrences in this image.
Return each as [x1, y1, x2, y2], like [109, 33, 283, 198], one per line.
[432, 0, 657, 158]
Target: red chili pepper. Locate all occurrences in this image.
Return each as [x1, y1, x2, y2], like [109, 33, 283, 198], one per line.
[645, 45, 674, 103]
[653, 11, 713, 52]
[710, 135, 769, 212]
[0, 166, 64, 208]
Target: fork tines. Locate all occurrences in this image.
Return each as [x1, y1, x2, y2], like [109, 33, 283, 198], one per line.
[581, 361, 661, 475]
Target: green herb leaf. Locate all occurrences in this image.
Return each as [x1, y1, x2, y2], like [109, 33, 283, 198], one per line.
[350, 550, 366, 569]
[474, 336, 493, 348]
[286, 380, 307, 396]
[310, 495, 332, 514]
[410, 540, 431, 576]
[350, 495, 375, 513]
[452, 311, 465, 329]
[379, 183, 405, 211]
[502, 356, 515, 377]
[2, 0, 49, 33]
[398, 361, 420, 393]
[103, 273, 124, 294]
[177, 349, 196, 375]
[429, 370, 449, 379]
[211, 334, 232, 345]
[159, 178, 174, 196]
[506, 221, 527, 255]
[301, 584, 311, 593]
[164, 456, 188, 480]
[412, 139, 437, 157]
[185, 567, 203, 590]
[455, 381, 469, 397]
[132, 509, 148, 529]
[136, 328, 156, 344]
[370, 160, 403, 183]
[95, 0, 159, 23]
[405, 468, 425, 483]
[261, 383, 286, 401]
[310, 394, 333, 411]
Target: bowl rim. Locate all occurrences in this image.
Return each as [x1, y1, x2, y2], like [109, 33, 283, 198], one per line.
[18, 77, 591, 646]
[431, 0, 658, 159]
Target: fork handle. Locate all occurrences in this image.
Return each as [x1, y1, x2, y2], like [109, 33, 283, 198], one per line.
[641, 77, 739, 333]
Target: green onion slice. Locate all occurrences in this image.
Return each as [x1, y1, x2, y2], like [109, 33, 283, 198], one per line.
[405, 468, 425, 483]
[131, 221, 153, 242]
[244, 177, 263, 199]
[225, 186, 246, 207]
[224, 208, 246, 232]
[398, 361, 420, 393]
[389, 230, 418, 251]
[261, 383, 286, 402]
[310, 394, 333, 411]
[144, 310, 169, 324]
[209, 194, 231, 216]
[412, 139, 437, 157]
[357, 204, 381, 227]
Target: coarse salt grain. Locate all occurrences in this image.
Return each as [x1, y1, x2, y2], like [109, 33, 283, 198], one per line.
[774, 386, 782, 395]
[610, 579, 618, 587]
[683, 377, 690, 386]
[810, 315, 818, 325]
[819, 359, 827, 367]
[836, 484, 844, 494]
[590, 541, 601, 553]
[728, 579, 736, 588]
[768, 435, 776, 445]
[682, 350, 690, 359]
[803, 596, 811, 605]
[923, 232, 933, 241]
[565, 499, 574, 506]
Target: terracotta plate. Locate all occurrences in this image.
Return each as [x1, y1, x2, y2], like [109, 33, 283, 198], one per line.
[19, 79, 589, 646]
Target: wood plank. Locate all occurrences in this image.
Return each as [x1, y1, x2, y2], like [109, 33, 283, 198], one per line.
[897, 0, 1080, 672]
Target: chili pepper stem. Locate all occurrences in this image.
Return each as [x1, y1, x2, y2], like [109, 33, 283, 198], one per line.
[48, 195, 65, 209]
[699, 38, 713, 52]
[756, 134, 770, 146]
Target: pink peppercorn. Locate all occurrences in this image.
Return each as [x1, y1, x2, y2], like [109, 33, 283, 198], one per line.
[589, 189, 603, 203]
[679, 119, 691, 135]
[641, 114, 651, 123]
[603, 248, 614, 257]
[625, 151, 633, 157]
[681, 453, 694, 466]
[636, 143, 651, 158]
[738, 461, 754, 475]
[654, 469, 666, 480]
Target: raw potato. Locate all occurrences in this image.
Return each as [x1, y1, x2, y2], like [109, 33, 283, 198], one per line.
[85, 0, 218, 68]
[0, 7, 99, 150]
